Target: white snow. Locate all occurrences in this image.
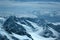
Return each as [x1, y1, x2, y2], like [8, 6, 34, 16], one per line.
[0, 28, 13, 40]
[52, 23, 60, 25]
[0, 17, 6, 21]
[16, 20, 56, 40]
[48, 27, 60, 37]
[16, 22, 33, 32]
[12, 33, 31, 40]
[29, 33, 56, 40]
[0, 17, 59, 40]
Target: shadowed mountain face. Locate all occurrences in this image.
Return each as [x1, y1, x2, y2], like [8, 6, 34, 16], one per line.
[0, 34, 9, 40]
[0, 16, 59, 40]
[3, 16, 33, 40]
[3, 16, 26, 34]
[47, 23, 60, 33]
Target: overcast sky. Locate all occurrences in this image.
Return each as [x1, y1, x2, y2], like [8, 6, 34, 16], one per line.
[0, 0, 60, 17]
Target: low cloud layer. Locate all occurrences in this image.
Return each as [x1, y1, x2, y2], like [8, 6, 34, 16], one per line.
[0, 0, 60, 17]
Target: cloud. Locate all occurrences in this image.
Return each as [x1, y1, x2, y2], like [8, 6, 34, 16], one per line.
[0, 0, 60, 17]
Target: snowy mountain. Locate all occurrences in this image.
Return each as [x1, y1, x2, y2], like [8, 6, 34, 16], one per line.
[0, 17, 6, 24]
[0, 16, 60, 40]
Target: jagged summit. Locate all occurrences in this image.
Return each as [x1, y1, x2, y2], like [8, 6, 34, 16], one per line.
[3, 16, 34, 40]
[0, 16, 59, 40]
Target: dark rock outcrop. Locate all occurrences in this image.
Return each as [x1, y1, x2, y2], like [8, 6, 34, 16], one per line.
[3, 16, 33, 40]
[0, 34, 9, 40]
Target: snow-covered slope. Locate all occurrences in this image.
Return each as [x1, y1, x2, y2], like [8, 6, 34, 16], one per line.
[0, 16, 60, 40]
[0, 17, 6, 25]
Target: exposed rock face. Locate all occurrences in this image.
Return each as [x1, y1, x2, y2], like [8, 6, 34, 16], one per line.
[3, 16, 33, 40]
[47, 23, 60, 33]
[2, 16, 60, 40]
[0, 34, 9, 40]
